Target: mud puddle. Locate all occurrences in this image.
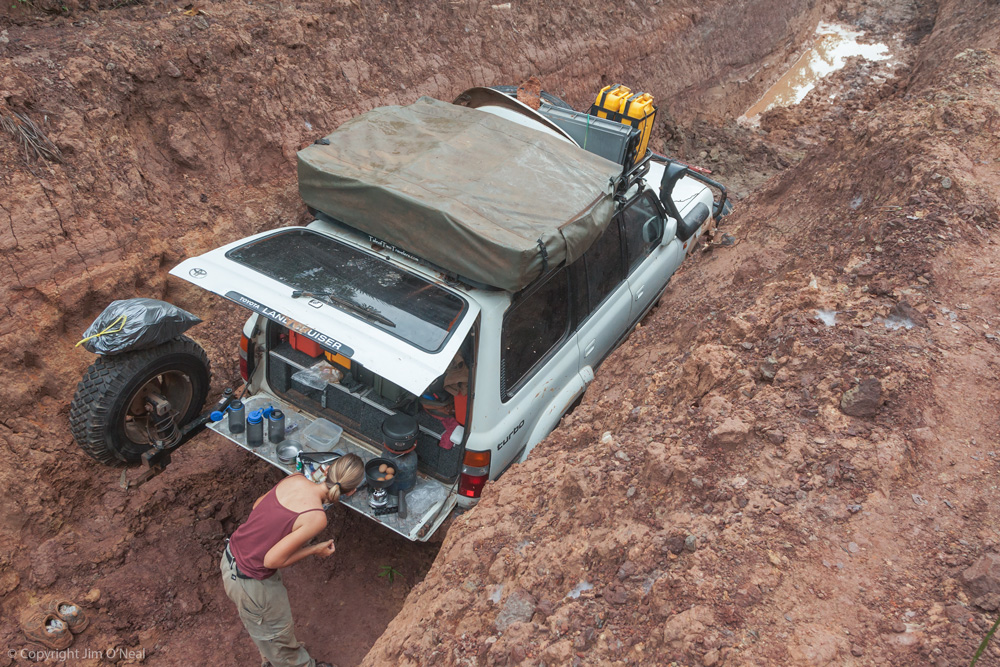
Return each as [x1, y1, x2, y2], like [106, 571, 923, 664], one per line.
[740, 22, 892, 123]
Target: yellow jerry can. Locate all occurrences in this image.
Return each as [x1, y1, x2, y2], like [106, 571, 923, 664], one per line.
[592, 84, 632, 119]
[620, 92, 657, 164]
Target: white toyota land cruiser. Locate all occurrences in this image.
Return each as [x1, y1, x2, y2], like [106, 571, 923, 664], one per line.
[70, 87, 727, 541]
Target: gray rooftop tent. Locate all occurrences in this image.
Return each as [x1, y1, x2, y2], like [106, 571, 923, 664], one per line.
[297, 97, 623, 292]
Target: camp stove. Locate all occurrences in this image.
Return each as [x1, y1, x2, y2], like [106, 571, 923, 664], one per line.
[369, 487, 389, 510]
[365, 457, 397, 516]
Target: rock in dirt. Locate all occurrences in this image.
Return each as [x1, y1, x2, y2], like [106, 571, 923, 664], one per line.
[945, 604, 973, 624]
[889, 301, 928, 327]
[839, 378, 882, 417]
[788, 623, 849, 663]
[643, 442, 675, 487]
[163, 60, 182, 78]
[0, 571, 19, 597]
[963, 555, 1000, 609]
[664, 534, 687, 555]
[709, 417, 750, 448]
[663, 605, 715, 653]
[495, 589, 536, 632]
[607, 586, 628, 604]
[766, 429, 786, 444]
[759, 355, 779, 381]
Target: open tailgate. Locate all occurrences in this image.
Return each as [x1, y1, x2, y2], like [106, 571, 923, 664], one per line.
[170, 227, 479, 396]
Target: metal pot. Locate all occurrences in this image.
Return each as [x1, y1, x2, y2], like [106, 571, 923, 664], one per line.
[276, 440, 302, 464]
[380, 415, 419, 519]
[381, 414, 418, 453]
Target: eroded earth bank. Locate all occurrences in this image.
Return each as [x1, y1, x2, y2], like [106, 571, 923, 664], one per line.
[2, 0, 999, 665]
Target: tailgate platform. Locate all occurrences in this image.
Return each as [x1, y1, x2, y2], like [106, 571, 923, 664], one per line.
[209, 394, 455, 541]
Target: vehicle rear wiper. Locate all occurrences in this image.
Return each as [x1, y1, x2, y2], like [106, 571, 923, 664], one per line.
[291, 290, 396, 328]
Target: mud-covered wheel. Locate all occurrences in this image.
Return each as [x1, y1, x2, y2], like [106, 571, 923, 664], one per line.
[69, 336, 211, 465]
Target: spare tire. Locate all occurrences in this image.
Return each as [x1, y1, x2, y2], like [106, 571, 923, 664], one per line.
[489, 85, 574, 110]
[69, 336, 211, 465]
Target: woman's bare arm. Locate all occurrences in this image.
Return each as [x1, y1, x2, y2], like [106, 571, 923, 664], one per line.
[262, 512, 329, 569]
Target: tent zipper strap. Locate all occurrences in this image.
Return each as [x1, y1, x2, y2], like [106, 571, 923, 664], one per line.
[536, 239, 549, 279]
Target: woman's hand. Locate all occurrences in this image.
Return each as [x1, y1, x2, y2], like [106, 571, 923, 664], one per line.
[312, 540, 336, 558]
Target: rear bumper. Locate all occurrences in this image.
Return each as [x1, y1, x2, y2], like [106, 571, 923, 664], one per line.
[208, 393, 456, 541]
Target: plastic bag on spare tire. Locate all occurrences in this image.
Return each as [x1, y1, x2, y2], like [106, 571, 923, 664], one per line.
[79, 298, 201, 355]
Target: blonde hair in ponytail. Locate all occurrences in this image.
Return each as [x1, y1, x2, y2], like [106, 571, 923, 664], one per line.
[326, 453, 365, 504]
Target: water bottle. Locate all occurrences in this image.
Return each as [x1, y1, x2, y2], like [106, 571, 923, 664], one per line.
[246, 409, 264, 448]
[268, 409, 285, 444]
[228, 400, 245, 434]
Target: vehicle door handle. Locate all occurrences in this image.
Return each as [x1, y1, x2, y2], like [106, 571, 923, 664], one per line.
[634, 286, 645, 301]
[584, 340, 596, 357]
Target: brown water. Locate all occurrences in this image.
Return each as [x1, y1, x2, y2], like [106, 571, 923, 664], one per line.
[742, 22, 890, 121]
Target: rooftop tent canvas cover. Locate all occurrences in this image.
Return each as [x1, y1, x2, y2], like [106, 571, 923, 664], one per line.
[297, 97, 622, 292]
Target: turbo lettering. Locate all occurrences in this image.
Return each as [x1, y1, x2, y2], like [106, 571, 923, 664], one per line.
[497, 420, 526, 450]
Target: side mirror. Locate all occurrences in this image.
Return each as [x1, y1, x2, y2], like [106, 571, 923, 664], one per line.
[642, 216, 662, 244]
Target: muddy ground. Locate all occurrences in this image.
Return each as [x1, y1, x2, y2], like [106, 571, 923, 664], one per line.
[2, 0, 999, 665]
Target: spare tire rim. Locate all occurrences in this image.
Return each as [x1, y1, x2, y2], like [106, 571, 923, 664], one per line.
[123, 371, 194, 446]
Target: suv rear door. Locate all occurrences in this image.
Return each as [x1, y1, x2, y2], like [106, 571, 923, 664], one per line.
[486, 267, 579, 474]
[574, 212, 632, 372]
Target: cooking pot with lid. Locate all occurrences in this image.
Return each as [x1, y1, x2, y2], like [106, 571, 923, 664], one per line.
[381, 413, 418, 453]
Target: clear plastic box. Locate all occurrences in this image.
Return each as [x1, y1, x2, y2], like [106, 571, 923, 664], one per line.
[301, 418, 344, 451]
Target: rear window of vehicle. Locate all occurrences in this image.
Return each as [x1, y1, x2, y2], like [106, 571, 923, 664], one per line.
[226, 229, 467, 353]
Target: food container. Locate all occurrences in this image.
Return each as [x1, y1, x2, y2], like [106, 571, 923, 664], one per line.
[301, 418, 344, 451]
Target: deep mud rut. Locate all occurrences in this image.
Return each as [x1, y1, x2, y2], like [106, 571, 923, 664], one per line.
[2, 0, 1000, 665]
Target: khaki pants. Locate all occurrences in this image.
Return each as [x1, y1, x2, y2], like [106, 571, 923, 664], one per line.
[220, 550, 316, 667]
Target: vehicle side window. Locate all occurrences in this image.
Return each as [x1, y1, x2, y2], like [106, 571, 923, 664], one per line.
[622, 194, 664, 272]
[569, 257, 590, 327]
[501, 268, 570, 401]
[584, 218, 625, 310]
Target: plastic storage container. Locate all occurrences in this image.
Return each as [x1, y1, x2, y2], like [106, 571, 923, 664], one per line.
[324, 350, 351, 370]
[301, 418, 344, 451]
[289, 330, 323, 357]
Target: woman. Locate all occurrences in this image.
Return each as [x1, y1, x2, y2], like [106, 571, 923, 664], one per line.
[222, 454, 365, 667]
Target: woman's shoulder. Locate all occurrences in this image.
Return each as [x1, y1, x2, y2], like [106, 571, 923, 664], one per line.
[276, 474, 324, 512]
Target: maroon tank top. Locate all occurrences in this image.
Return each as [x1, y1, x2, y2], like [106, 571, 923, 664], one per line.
[229, 476, 325, 580]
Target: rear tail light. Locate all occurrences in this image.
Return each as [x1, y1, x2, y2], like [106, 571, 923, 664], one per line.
[459, 450, 490, 498]
[239, 334, 253, 382]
